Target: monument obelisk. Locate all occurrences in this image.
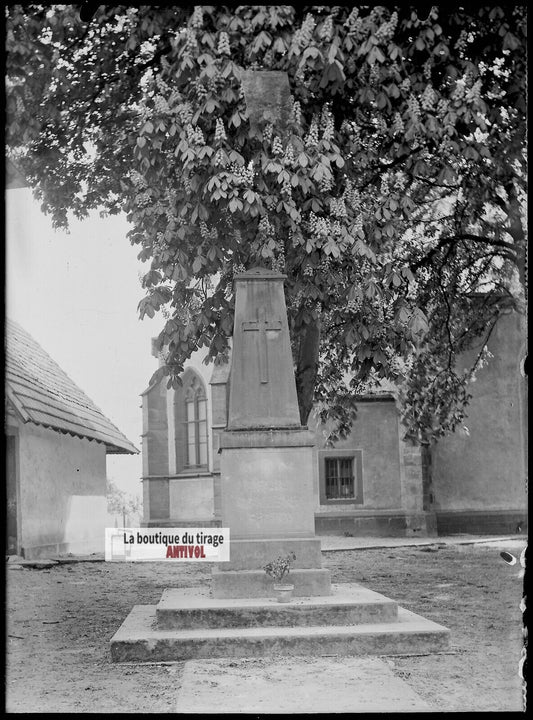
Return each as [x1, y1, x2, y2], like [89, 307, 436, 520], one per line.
[212, 267, 331, 598]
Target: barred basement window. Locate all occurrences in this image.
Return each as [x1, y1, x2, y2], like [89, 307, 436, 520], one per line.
[318, 450, 363, 504]
[325, 457, 355, 499]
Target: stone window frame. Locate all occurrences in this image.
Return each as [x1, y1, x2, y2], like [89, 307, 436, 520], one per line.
[318, 449, 363, 505]
[174, 369, 209, 474]
[183, 376, 208, 468]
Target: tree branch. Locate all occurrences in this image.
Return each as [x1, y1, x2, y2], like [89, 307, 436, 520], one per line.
[411, 233, 518, 273]
[357, 146, 422, 191]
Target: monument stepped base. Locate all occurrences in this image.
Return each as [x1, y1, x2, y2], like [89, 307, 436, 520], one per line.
[157, 583, 397, 628]
[110, 583, 450, 663]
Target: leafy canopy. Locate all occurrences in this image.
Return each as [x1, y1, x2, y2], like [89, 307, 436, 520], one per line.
[6, 4, 527, 443]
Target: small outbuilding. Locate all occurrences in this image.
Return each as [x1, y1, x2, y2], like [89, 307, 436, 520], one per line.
[5, 318, 138, 559]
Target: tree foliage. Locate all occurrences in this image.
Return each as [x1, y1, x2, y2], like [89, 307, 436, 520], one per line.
[6, 4, 527, 444]
[106, 478, 141, 518]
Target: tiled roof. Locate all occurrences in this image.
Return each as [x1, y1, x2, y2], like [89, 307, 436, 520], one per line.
[5, 318, 138, 454]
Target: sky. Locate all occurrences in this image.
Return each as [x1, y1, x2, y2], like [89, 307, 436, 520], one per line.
[5, 187, 162, 499]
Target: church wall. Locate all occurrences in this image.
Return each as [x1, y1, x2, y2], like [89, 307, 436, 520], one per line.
[310, 399, 403, 510]
[431, 311, 527, 534]
[143, 380, 168, 476]
[310, 399, 433, 536]
[168, 475, 217, 524]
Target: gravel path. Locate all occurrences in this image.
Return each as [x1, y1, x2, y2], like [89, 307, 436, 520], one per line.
[5, 539, 526, 713]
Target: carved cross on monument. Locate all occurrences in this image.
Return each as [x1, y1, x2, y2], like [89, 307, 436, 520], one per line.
[226, 267, 301, 430]
[242, 307, 282, 384]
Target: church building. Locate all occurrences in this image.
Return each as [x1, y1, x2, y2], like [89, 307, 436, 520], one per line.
[141, 302, 526, 538]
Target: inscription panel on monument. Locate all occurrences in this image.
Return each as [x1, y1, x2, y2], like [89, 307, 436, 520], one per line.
[220, 447, 316, 539]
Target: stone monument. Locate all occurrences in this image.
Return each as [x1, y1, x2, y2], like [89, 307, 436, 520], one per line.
[212, 267, 331, 597]
[110, 266, 450, 663]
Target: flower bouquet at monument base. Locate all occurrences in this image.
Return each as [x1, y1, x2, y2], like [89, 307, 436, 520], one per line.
[264, 552, 296, 603]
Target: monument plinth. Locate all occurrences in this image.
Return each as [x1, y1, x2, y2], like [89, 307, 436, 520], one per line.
[213, 267, 330, 596]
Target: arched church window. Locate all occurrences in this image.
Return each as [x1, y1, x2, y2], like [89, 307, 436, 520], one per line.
[184, 376, 208, 467]
[174, 371, 208, 472]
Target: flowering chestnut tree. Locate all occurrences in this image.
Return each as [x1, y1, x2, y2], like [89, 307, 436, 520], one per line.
[6, 5, 527, 444]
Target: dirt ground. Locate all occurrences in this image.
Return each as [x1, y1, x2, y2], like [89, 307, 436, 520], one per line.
[5, 540, 527, 713]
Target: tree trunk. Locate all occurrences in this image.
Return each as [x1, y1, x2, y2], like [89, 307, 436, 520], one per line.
[295, 316, 321, 426]
[505, 181, 527, 296]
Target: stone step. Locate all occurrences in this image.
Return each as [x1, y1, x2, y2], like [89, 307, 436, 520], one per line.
[212, 567, 331, 598]
[156, 584, 398, 630]
[110, 605, 450, 663]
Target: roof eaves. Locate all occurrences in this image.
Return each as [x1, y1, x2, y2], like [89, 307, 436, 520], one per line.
[28, 420, 140, 454]
[5, 385, 31, 422]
